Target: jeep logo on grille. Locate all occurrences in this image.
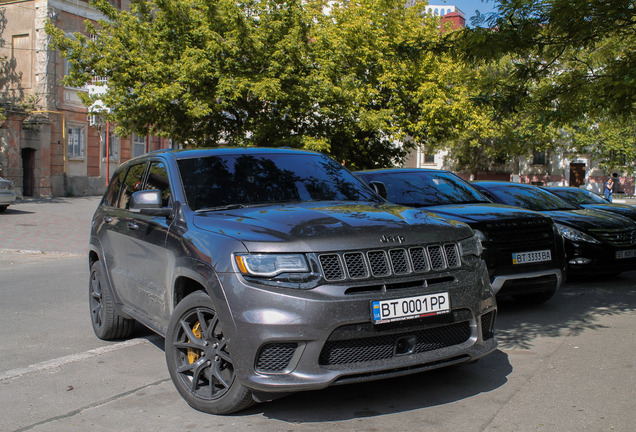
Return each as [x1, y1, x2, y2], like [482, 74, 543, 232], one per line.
[380, 235, 405, 244]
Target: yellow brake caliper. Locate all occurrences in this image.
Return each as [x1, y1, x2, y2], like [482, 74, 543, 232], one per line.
[187, 322, 202, 364]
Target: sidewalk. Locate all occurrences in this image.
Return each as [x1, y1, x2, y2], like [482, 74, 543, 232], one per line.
[0, 196, 101, 256]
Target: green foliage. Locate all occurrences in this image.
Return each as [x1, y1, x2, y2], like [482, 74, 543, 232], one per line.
[440, 0, 636, 172]
[570, 118, 636, 174]
[451, 0, 636, 122]
[46, 0, 469, 169]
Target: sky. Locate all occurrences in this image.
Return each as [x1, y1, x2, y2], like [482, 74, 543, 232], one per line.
[431, 0, 499, 24]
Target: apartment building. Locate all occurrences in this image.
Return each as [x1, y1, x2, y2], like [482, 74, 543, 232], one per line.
[0, 0, 170, 198]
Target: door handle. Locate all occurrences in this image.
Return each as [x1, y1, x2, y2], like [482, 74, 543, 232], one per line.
[127, 221, 140, 231]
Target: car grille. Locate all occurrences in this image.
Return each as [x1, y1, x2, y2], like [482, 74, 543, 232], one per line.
[318, 243, 461, 282]
[255, 342, 298, 373]
[319, 320, 471, 366]
[589, 227, 636, 247]
[484, 219, 554, 245]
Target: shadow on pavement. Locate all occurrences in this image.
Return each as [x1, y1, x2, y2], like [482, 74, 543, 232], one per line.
[255, 349, 511, 421]
[1, 208, 35, 215]
[492, 271, 636, 350]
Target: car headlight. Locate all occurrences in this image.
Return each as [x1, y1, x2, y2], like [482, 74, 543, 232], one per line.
[472, 229, 488, 243]
[459, 235, 483, 257]
[554, 223, 601, 244]
[234, 254, 309, 277]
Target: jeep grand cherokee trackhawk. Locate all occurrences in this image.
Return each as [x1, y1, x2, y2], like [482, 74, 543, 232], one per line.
[89, 148, 497, 414]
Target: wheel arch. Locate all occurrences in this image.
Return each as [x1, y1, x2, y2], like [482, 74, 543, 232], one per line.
[171, 259, 236, 336]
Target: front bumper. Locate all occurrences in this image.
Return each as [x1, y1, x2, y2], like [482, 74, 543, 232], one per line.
[215, 265, 497, 394]
[491, 269, 564, 296]
[564, 240, 636, 275]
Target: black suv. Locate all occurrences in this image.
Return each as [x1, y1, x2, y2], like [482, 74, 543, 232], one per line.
[89, 148, 497, 414]
[356, 169, 566, 303]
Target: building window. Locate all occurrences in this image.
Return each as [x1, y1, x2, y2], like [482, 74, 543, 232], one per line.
[422, 148, 435, 164]
[532, 149, 547, 165]
[133, 133, 146, 157]
[101, 129, 118, 158]
[67, 126, 85, 158]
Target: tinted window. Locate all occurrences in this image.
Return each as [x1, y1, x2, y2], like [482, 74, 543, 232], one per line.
[118, 163, 147, 210]
[177, 153, 379, 211]
[360, 171, 490, 207]
[145, 161, 172, 207]
[550, 189, 607, 205]
[103, 170, 126, 207]
[484, 186, 579, 211]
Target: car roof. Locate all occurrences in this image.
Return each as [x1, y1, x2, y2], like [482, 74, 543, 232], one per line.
[113, 147, 325, 173]
[541, 186, 581, 192]
[355, 168, 450, 174]
[472, 181, 532, 188]
[166, 147, 322, 160]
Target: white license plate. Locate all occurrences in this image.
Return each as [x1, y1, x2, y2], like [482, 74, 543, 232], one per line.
[512, 250, 552, 265]
[372, 293, 450, 324]
[616, 249, 636, 259]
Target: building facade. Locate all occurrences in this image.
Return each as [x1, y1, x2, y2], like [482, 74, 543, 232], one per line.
[0, 0, 170, 198]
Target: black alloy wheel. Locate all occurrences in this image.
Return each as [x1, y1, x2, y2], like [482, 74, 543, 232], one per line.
[89, 261, 135, 340]
[165, 291, 254, 414]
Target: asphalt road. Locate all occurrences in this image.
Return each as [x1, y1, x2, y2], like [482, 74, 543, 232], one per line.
[1, 198, 635, 431]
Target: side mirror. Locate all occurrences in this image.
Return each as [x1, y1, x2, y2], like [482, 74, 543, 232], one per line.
[130, 190, 172, 217]
[369, 181, 388, 200]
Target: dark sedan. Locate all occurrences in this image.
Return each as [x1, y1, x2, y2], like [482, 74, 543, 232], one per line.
[542, 186, 636, 222]
[356, 169, 566, 303]
[473, 181, 636, 275]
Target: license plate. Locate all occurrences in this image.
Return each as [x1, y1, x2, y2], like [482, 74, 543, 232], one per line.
[616, 249, 636, 259]
[372, 293, 450, 324]
[512, 250, 552, 265]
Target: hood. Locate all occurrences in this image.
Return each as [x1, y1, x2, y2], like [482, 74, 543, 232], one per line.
[544, 208, 636, 230]
[192, 201, 473, 252]
[424, 203, 548, 225]
[582, 204, 636, 221]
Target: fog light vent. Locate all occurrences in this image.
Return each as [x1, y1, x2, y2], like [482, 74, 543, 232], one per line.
[255, 343, 297, 373]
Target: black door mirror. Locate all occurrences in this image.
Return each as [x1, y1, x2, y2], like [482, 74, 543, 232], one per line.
[369, 181, 388, 199]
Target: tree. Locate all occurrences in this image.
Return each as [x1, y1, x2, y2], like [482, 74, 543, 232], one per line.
[451, 0, 636, 122]
[46, 0, 469, 169]
[569, 118, 636, 175]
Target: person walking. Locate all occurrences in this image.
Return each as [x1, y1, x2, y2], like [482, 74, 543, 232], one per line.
[604, 174, 616, 202]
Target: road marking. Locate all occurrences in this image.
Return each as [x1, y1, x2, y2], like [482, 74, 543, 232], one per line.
[0, 336, 161, 381]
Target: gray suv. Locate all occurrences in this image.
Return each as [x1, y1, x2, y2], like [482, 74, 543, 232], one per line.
[89, 148, 497, 414]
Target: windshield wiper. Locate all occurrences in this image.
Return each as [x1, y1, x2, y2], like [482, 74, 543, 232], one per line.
[195, 204, 247, 213]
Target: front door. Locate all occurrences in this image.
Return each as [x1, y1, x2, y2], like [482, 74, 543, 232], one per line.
[21, 148, 35, 196]
[569, 163, 586, 187]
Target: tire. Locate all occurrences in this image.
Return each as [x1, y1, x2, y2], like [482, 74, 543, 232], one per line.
[165, 291, 254, 415]
[89, 261, 135, 340]
[512, 285, 557, 304]
[0, 205, 7, 212]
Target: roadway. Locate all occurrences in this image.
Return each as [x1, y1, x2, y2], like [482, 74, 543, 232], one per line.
[0, 198, 635, 431]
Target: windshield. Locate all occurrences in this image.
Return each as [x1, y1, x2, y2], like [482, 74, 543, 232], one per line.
[484, 185, 580, 211]
[549, 188, 608, 205]
[359, 171, 491, 207]
[177, 153, 380, 211]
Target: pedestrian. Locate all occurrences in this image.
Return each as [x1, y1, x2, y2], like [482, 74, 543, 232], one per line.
[604, 174, 615, 202]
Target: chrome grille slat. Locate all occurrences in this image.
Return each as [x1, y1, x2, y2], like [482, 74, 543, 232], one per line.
[589, 228, 636, 247]
[318, 243, 460, 282]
